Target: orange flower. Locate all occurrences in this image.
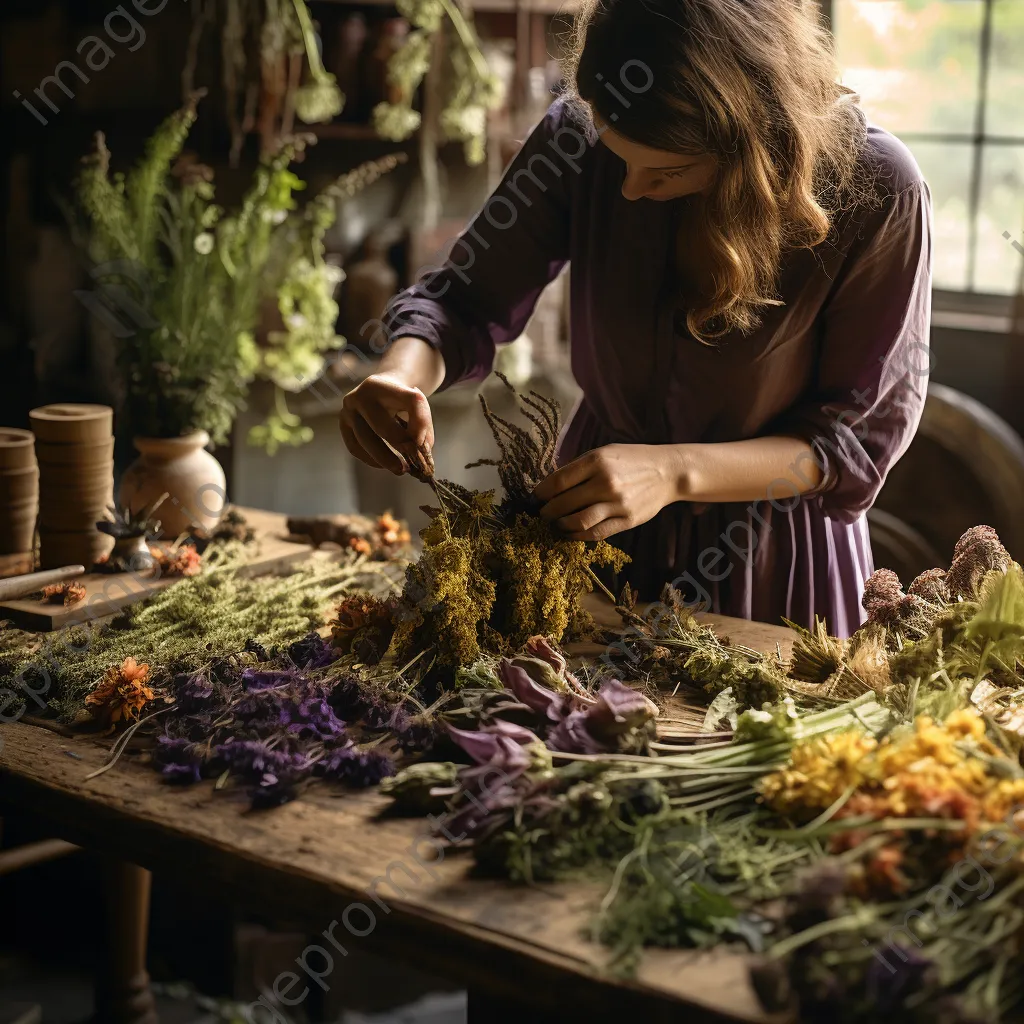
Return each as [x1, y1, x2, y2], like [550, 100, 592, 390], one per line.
[330, 595, 395, 653]
[42, 582, 87, 606]
[168, 546, 202, 577]
[348, 537, 373, 556]
[376, 512, 411, 548]
[86, 657, 155, 725]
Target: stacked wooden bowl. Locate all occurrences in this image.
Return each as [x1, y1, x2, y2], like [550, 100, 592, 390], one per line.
[0, 428, 39, 555]
[31, 404, 116, 570]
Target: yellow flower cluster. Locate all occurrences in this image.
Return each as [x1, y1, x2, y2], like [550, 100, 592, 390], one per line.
[760, 730, 877, 816]
[760, 708, 1024, 829]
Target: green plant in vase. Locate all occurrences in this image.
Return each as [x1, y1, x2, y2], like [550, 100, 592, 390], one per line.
[71, 92, 405, 532]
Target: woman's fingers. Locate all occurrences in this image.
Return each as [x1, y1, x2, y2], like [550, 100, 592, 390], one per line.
[339, 417, 382, 469]
[533, 452, 599, 502]
[538, 479, 606, 523]
[553, 502, 617, 536]
[340, 375, 437, 476]
[352, 415, 406, 474]
[566, 515, 631, 542]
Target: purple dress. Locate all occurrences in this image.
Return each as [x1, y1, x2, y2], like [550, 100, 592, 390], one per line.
[386, 99, 933, 636]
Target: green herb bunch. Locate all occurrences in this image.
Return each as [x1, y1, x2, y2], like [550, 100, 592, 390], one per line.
[72, 93, 403, 450]
[373, 0, 504, 165]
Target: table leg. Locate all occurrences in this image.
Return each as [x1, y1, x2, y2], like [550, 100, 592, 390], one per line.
[95, 861, 159, 1024]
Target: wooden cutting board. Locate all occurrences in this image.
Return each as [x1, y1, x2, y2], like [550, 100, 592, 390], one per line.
[0, 508, 314, 632]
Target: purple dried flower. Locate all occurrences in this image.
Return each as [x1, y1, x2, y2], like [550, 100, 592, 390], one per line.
[287, 633, 337, 670]
[155, 735, 203, 785]
[498, 660, 571, 722]
[174, 671, 216, 714]
[216, 738, 309, 780]
[319, 746, 396, 786]
[388, 707, 438, 753]
[241, 668, 303, 692]
[448, 721, 542, 767]
[524, 635, 567, 673]
[586, 679, 657, 738]
[865, 945, 934, 1014]
[287, 697, 345, 741]
[547, 710, 605, 754]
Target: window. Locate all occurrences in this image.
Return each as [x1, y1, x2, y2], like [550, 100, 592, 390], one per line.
[831, 0, 1024, 296]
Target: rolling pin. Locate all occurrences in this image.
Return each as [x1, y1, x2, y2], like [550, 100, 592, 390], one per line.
[0, 566, 86, 602]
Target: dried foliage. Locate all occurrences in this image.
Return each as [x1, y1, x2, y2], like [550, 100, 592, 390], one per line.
[386, 376, 628, 681]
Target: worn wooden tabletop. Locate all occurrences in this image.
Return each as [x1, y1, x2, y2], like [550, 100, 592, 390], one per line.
[0, 522, 796, 1023]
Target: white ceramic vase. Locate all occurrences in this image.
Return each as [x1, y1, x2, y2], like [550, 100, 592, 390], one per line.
[118, 431, 226, 538]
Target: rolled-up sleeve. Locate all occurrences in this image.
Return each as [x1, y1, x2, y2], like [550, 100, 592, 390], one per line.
[779, 178, 933, 523]
[383, 100, 575, 390]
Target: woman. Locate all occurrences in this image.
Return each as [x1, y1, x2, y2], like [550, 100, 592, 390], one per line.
[340, 0, 932, 637]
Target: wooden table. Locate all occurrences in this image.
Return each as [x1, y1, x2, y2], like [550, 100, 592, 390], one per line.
[0, 519, 796, 1024]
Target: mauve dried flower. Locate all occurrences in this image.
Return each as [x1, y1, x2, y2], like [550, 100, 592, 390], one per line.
[498, 660, 571, 723]
[947, 525, 1011, 600]
[862, 569, 905, 626]
[907, 567, 950, 605]
[287, 696, 345, 741]
[448, 720, 542, 768]
[586, 679, 658, 739]
[547, 710, 605, 754]
[216, 738, 309, 780]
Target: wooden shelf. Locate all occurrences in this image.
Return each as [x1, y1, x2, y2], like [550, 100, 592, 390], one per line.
[309, 121, 385, 140]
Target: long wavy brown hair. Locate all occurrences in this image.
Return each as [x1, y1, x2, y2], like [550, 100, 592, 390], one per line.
[562, 0, 872, 341]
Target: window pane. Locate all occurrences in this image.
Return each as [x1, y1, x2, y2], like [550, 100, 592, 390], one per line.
[974, 145, 1024, 294]
[904, 140, 973, 290]
[987, 0, 1024, 137]
[834, 0, 984, 136]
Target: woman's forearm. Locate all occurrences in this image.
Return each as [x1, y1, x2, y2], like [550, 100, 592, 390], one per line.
[378, 336, 447, 396]
[666, 436, 824, 505]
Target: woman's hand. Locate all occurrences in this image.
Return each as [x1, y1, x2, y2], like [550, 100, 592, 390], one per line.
[340, 371, 435, 475]
[534, 444, 683, 541]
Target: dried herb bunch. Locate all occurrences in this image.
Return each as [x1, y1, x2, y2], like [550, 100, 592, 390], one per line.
[385, 376, 628, 678]
[5, 552, 397, 724]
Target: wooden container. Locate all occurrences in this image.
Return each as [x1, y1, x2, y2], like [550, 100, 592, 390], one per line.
[0, 428, 36, 470]
[29, 404, 113, 444]
[38, 497, 113, 533]
[35, 460, 115, 488]
[35, 438, 115, 467]
[39, 479, 113, 512]
[38, 529, 114, 571]
[0, 496, 37, 555]
[0, 467, 40, 504]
